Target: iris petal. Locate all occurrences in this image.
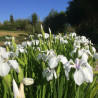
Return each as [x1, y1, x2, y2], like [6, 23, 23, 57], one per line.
[73, 69, 84, 85]
[13, 79, 20, 98]
[0, 62, 10, 76]
[48, 57, 58, 68]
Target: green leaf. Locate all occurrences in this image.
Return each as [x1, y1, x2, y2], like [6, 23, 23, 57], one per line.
[93, 71, 98, 74]
[85, 76, 97, 98]
[57, 64, 61, 77]
[43, 43, 47, 50]
[18, 66, 24, 82]
[41, 25, 45, 40]
[23, 53, 27, 65]
[58, 75, 65, 98]
[4, 74, 12, 88]
[17, 58, 25, 66]
[90, 84, 98, 98]
[3, 80, 8, 98]
[12, 36, 17, 52]
[42, 85, 46, 98]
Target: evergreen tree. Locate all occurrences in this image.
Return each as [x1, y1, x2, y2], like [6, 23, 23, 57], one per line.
[31, 13, 38, 27]
[10, 14, 14, 23]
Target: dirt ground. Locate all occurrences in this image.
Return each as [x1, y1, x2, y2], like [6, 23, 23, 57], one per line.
[0, 31, 29, 46]
[0, 31, 27, 37]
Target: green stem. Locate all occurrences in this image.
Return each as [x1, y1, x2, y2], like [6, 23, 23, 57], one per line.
[3, 79, 13, 98]
[77, 86, 80, 98]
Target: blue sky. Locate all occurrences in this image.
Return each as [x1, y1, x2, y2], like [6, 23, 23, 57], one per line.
[0, 0, 69, 23]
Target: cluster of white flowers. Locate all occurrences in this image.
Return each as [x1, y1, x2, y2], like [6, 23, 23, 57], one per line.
[37, 49, 93, 85]
[37, 32, 97, 85]
[70, 33, 97, 62]
[0, 47, 19, 76]
[1, 30, 98, 98]
[3, 36, 35, 98]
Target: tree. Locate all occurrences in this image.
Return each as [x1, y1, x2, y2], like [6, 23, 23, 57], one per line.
[43, 9, 68, 34]
[10, 14, 14, 23]
[66, 0, 98, 44]
[15, 19, 30, 30]
[25, 24, 33, 32]
[0, 22, 2, 30]
[3, 21, 11, 30]
[48, 9, 58, 17]
[31, 13, 38, 27]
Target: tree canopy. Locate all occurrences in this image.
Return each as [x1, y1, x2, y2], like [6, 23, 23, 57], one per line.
[31, 13, 38, 27]
[66, 0, 98, 44]
[43, 9, 68, 34]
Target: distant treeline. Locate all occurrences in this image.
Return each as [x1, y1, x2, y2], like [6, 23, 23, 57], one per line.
[0, 13, 41, 33]
[0, 10, 74, 34]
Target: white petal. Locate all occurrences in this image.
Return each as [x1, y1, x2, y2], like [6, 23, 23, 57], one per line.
[93, 53, 98, 59]
[42, 68, 49, 77]
[19, 49, 25, 53]
[22, 78, 34, 86]
[45, 33, 49, 39]
[92, 47, 96, 53]
[85, 63, 92, 70]
[46, 72, 53, 81]
[82, 53, 88, 61]
[27, 41, 32, 46]
[81, 67, 93, 83]
[13, 79, 20, 98]
[58, 55, 68, 64]
[64, 66, 70, 80]
[37, 53, 42, 60]
[53, 70, 57, 79]
[1, 52, 10, 59]
[71, 49, 76, 56]
[42, 54, 47, 61]
[0, 62, 10, 76]
[48, 57, 58, 69]
[35, 40, 39, 45]
[75, 58, 79, 67]
[8, 60, 20, 73]
[78, 50, 83, 57]
[73, 69, 84, 85]
[86, 50, 92, 56]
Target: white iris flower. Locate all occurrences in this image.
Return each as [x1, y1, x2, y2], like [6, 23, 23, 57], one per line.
[63, 58, 93, 85]
[0, 60, 19, 77]
[72, 58, 93, 85]
[48, 56, 58, 69]
[42, 67, 57, 81]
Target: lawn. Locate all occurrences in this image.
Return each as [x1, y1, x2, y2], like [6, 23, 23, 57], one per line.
[0, 30, 31, 46]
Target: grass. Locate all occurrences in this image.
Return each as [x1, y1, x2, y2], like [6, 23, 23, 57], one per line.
[0, 30, 32, 34]
[0, 30, 32, 46]
[0, 30, 41, 46]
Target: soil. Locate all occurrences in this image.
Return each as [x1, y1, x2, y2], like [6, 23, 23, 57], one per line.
[0, 31, 28, 37]
[0, 31, 29, 46]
